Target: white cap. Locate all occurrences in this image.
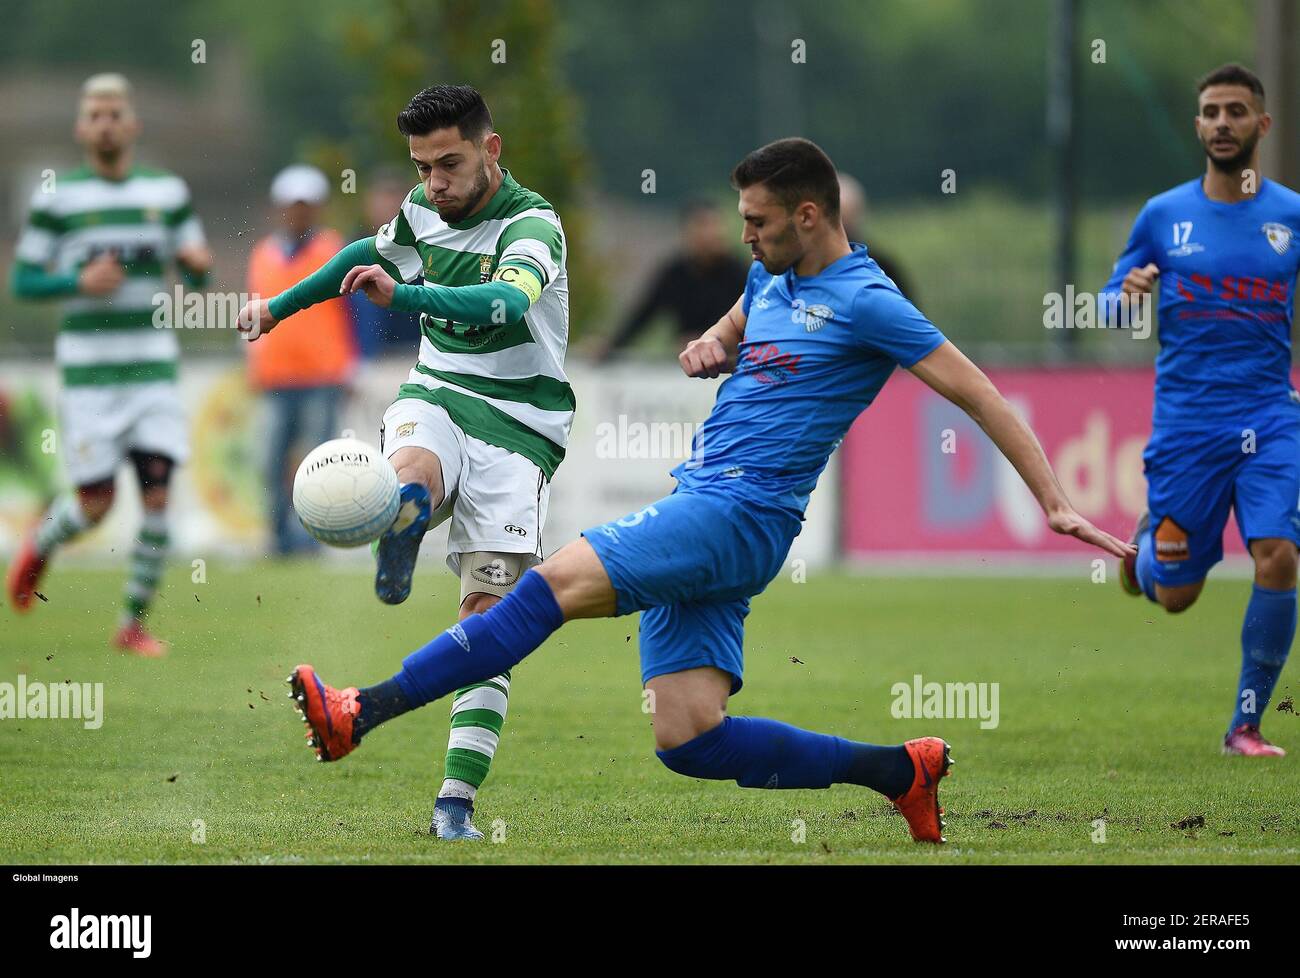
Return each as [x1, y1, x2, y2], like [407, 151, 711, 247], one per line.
[270, 165, 330, 206]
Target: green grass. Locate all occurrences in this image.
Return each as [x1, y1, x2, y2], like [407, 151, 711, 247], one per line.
[1, 563, 1297, 864]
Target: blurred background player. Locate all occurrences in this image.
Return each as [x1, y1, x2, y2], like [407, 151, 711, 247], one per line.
[1110, 64, 1300, 757]
[238, 85, 571, 840]
[837, 172, 915, 303]
[5, 72, 211, 656]
[245, 164, 358, 556]
[592, 199, 747, 362]
[347, 167, 422, 359]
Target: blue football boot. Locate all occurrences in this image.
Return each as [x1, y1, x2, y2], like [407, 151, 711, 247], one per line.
[374, 482, 432, 605]
[430, 796, 485, 841]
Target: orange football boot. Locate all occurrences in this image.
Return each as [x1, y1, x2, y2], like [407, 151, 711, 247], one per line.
[891, 737, 953, 843]
[6, 533, 48, 612]
[288, 664, 361, 762]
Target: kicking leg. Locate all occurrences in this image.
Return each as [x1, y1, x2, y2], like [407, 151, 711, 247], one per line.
[1224, 537, 1296, 756]
[374, 444, 449, 605]
[8, 477, 114, 611]
[648, 667, 951, 843]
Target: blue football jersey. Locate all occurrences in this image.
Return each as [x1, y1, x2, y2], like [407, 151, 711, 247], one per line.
[671, 243, 946, 514]
[1101, 177, 1300, 427]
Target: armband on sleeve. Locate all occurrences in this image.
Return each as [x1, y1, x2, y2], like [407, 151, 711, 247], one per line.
[492, 263, 543, 306]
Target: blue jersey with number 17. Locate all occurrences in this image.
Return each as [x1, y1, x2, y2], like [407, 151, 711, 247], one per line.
[1101, 177, 1300, 428]
[670, 243, 946, 516]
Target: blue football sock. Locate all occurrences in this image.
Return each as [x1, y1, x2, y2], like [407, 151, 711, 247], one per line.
[1135, 527, 1158, 603]
[393, 569, 564, 710]
[1230, 583, 1295, 732]
[656, 716, 914, 798]
[353, 676, 411, 738]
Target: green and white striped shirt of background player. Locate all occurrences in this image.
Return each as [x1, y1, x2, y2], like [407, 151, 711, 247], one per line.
[15, 165, 206, 388]
[374, 168, 572, 797]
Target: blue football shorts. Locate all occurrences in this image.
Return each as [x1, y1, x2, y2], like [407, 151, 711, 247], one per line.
[581, 484, 802, 694]
[1144, 407, 1300, 586]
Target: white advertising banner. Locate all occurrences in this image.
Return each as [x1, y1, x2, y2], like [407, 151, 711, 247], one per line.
[0, 358, 838, 572]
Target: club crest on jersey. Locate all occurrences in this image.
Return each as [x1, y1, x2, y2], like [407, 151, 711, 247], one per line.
[801, 303, 834, 332]
[394, 421, 417, 438]
[479, 254, 493, 282]
[1263, 222, 1293, 256]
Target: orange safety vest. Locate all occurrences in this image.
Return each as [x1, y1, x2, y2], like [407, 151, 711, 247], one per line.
[246, 229, 357, 389]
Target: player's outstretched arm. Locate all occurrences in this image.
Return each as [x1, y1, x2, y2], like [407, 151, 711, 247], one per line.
[680, 295, 746, 378]
[908, 340, 1134, 558]
[339, 263, 538, 325]
[236, 237, 386, 341]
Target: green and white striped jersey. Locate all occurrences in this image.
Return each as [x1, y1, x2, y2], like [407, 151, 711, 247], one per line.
[375, 169, 572, 479]
[15, 165, 206, 386]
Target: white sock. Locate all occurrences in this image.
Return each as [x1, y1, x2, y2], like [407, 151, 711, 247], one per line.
[439, 778, 477, 802]
[34, 493, 91, 558]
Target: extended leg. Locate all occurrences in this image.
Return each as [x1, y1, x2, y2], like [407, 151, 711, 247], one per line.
[290, 537, 612, 761]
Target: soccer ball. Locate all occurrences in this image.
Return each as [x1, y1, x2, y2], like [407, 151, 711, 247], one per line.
[292, 438, 400, 548]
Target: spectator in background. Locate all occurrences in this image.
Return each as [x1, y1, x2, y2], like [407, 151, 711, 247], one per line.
[246, 165, 358, 556]
[594, 199, 749, 362]
[348, 167, 421, 358]
[838, 172, 916, 304]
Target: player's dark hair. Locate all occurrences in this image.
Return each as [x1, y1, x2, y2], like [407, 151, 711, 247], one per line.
[730, 138, 841, 220]
[1197, 63, 1265, 104]
[397, 85, 493, 140]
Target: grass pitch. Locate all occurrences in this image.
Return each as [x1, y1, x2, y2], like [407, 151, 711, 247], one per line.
[1, 561, 1297, 864]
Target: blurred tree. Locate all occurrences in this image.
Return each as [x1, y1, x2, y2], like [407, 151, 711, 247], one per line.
[336, 0, 603, 339]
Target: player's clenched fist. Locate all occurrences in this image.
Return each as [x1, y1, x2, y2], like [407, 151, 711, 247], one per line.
[77, 251, 125, 296]
[1121, 262, 1160, 296]
[235, 296, 278, 342]
[679, 334, 731, 379]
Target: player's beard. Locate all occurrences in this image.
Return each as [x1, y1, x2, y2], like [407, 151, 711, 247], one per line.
[1202, 128, 1259, 174]
[91, 140, 125, 167]
[758, 219, 801, 274]
[437, 164, 492, 224]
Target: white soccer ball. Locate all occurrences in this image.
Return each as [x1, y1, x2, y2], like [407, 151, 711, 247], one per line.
[292, 438, 400, 548]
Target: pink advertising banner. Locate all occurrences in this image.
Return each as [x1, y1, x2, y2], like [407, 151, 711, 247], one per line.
[840, 367, 1275, 558]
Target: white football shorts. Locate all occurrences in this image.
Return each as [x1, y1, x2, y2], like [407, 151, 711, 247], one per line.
[58, 381, 189, 486]
[379, 397, 550, 576]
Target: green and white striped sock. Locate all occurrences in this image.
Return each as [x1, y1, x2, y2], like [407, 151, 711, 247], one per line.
[34, 494, 90, 558]
[440, 670, 511, 800]
[122, 510, 169, 624]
